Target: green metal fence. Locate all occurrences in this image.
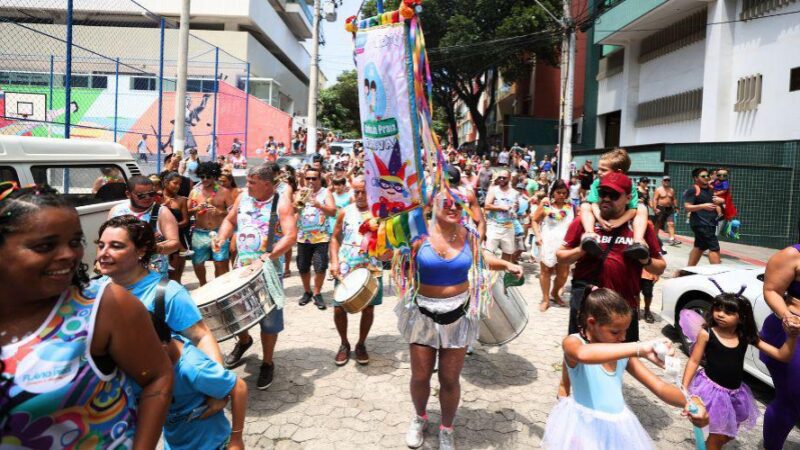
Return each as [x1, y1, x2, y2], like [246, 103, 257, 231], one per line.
[665, 141, 800, 249]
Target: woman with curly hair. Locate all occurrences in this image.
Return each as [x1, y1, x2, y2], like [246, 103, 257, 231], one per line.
[0, 183, 173, 448]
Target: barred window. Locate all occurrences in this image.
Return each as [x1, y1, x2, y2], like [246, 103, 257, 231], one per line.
[741, 0, 797, 21]
[734, 74, 762, 112]
[596, 49, 624, 80]
[635, 89, 703, 127]
[639, 9, 707, 64]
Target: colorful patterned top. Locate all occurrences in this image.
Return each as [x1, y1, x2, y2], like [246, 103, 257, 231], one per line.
[0, 281, 137, 449]
[337, 204, 376, 276]
[187, 183, 221, 216]
[235, 191, 283, 274]
[109, 202, 169, 276]
[486, 186, 519, 228]
[297, 188, 331, 244]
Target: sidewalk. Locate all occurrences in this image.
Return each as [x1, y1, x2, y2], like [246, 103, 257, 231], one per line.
[661, 231, 776, 268]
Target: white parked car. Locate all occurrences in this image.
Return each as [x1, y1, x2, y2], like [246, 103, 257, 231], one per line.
[658, 264, 773, 387]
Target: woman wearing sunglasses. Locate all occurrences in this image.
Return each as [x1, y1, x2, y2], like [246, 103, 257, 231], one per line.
[398, 190, 523, 450]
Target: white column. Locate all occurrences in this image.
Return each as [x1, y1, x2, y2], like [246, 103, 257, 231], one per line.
[700, 0, 736, 142]
[619, 40, 641, 146]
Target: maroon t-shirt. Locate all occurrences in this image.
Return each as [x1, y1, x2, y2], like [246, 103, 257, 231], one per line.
[562, 218, 662, 308]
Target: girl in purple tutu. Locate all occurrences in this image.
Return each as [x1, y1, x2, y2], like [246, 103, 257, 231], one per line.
[682, 292, 798, 449]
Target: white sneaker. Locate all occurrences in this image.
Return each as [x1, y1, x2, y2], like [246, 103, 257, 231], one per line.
[405, 415, 427, 448]
[439, 427, 455, 450]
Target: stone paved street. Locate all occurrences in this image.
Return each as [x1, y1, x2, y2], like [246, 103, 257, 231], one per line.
[181, 241, 800, 449]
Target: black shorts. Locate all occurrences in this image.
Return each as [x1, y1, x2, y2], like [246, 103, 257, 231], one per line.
[691, 225, 720, 252]
[654, 206, 675, 228]
[296, 242, 329, 274]
[640, 278, 655, 299]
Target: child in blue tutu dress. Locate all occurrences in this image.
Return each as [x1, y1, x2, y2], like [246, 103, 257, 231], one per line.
[682, 291, 798, 449]
[543, 288, 708, 450]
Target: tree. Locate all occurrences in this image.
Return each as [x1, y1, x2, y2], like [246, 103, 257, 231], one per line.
[317, 70, 361, 137]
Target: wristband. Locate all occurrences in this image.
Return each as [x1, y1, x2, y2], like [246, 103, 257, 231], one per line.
[636, 342, 641, 358]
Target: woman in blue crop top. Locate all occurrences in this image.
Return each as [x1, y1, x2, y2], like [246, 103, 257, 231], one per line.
[760, 244, 800, 449]
[543, 288, 708, 450]
[396, 192, 522, 449]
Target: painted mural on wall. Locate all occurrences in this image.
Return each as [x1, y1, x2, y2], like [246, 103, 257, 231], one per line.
[0, 80, 292, 155]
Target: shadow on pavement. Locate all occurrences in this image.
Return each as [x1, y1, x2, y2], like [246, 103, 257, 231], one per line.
[462, 346, 537, 389]
[453, 405, 543, 449]
[239, 347, 337, 416]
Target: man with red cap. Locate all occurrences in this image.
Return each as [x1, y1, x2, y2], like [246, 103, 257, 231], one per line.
[557, 172, 666, 342]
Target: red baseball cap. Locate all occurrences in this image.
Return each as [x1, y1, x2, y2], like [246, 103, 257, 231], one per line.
[599, 172, 632, 195]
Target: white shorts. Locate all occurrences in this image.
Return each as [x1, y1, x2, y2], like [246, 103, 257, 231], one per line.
[485, 225, 516, 254]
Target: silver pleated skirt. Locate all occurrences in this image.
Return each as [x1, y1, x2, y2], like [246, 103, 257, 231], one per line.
[395, 291, 479, 349]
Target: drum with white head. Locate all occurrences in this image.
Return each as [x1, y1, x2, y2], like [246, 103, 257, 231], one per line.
[190, 265, 275, 342]
[334, 267, 379, 314]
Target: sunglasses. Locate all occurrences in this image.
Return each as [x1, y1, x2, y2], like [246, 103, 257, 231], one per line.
[441, 198, 463, 210]
[496, 177, 508, 181]
[353, 190, 366, 196]
[134, 191, 158, 200]
[305, 177, 318, 181]
[598, 189, 621, 201]
[199, 175, 215, 180]
[717, 174, 728, 179]
[698, 174, 709, 179]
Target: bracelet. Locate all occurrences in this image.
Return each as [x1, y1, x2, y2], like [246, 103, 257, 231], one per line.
[231, 429, 243, 434]
[636, 341, 641, 358]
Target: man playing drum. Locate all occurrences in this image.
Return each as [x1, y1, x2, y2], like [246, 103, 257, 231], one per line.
[329, 176, 384, 366]
[213, 163, 298, 390]
[188, 162, 235, 286]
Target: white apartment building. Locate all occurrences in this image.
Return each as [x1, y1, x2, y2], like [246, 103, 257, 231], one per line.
[591, 0, 800, 148]
[0, 0, 319, 116]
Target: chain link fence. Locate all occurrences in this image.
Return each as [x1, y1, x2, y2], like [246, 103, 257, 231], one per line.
[0, 0, 256, 173]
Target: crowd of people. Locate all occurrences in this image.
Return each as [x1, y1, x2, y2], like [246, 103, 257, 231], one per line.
[0, 139, 795, 450]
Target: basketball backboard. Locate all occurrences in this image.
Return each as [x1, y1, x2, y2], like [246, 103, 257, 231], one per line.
[5, 92, 46, 121]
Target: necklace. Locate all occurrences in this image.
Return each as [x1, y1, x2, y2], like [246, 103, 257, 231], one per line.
[433, 224, 459, 257]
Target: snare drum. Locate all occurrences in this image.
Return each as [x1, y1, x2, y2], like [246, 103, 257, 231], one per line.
[334, 268, 379, 314]
[478, 275, 529, 346]
[190, 266, 275, 342]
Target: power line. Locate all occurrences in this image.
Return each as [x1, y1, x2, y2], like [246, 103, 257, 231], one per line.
[593, 7, 800, 34]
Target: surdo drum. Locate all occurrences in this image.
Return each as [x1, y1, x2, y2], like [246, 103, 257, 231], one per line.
[334, 268, 379, 314]
[190, 266, 275, 342]
[478, 275, 529, 346]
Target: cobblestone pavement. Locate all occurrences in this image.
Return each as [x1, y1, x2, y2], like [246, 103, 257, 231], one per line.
[181, 243, 800, 449]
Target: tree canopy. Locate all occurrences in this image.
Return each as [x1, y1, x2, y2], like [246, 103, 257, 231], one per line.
[317, 69, 361, 138]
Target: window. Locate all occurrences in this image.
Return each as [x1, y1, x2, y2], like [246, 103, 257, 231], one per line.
[131, 77, 157, 91]
[31, 165, 128, 207]
[791, 67, 800, 92]
[0, 71, 51, 86]
[0, 166, 19, 184]
[635, 89, 703, 127]
[63, 75, 89, 88]
[735, 74, 762, 112]
[186, 78, 216, 93]
[91, 76, 108, 89]
[639, 9, 707, 64]
[741, 0, 798, 21]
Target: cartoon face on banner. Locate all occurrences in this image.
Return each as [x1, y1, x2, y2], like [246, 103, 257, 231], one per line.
[355, 23, 422, 218]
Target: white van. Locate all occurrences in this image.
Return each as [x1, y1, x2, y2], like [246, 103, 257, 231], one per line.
[0, 136, 142, 267]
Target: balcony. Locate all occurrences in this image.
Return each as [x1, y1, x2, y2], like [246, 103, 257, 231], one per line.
[281, 0, 313, 39]
[593, 0, 704, 45]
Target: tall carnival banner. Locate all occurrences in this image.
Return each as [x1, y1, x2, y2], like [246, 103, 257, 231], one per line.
[354, 23, 422, 219]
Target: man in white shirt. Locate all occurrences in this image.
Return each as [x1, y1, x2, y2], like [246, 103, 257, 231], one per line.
[136, 134, 151, 162]
[497, 148, 510, 166]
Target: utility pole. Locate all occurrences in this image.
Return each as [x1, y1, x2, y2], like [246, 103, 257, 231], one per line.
[306, 0, 322, 155]
[559, 0, 575, 181]
[173, 0, 191, 156]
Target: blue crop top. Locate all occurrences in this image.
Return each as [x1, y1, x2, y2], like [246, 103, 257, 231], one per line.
[567, 335, 628, 414]
[416, 240, 472, 286]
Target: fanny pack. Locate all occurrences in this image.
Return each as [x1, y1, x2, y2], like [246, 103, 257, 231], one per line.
[417, 301, 469, 325]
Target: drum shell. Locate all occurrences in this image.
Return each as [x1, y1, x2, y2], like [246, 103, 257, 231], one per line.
[191, 266, 275, 342]
[478, 278, 529, 346]
[335, 269, 379, 314]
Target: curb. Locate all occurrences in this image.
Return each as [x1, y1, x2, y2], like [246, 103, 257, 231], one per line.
[660, 232, 768, 268]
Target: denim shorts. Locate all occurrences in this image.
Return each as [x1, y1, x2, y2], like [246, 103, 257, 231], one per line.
[258, 273, 284, 334]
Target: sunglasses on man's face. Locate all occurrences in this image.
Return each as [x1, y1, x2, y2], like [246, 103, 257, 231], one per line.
[305, 177, 318, 181]
[496, 177, 508, 181]
[698, 174, 709, 179]
[353, 190, 366, 196]
[717, 173, 728, 179]
[199, 175, 216, 180]
[598, 189, 621, 201]
[135, 191, 158, 200]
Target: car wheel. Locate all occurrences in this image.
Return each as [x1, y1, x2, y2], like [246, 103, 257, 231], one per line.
[677, 298, 711, 355]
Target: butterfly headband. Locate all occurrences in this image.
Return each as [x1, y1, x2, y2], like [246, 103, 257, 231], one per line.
[709, 277, 747, 297]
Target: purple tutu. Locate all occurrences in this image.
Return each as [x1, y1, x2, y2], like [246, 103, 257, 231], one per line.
[689, 369, 759, 438]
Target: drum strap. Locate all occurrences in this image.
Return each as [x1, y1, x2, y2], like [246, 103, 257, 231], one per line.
[150, 278, 173, 342]
[265, 193, 280, 253]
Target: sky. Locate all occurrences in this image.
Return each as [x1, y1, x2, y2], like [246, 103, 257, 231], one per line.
[316, 0, 362, 86]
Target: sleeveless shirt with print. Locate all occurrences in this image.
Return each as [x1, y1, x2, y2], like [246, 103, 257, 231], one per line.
[337, 204, 375, 276]
[297, 188, 331, 244]
[235, 192, 283, 273]
[1, 281, 137, 449]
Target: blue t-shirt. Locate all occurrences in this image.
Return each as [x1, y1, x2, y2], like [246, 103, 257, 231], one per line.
[540, 161, 552, 172]
[101, 271, 202, 333]
[164, 341, 237, 450]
